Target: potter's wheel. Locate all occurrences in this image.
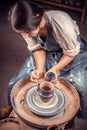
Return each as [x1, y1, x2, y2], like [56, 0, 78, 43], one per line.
[25, 86, 66, 116]
[11, 77, 80, 128]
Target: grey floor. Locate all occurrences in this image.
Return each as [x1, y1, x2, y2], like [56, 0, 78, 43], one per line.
[0, 1, 87, 130]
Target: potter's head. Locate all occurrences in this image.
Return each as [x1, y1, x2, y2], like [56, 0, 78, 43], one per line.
[8, 0, 44, 37]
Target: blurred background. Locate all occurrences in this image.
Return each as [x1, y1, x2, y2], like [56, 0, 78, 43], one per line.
[0, 0, 87, 129]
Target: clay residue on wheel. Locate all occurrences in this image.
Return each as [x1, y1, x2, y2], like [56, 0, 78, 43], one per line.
[10, 76, 80, 128]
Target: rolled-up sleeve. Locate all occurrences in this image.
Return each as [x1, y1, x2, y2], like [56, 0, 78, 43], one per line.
[22, 34, 42, 52]
[49, 11, 80, 56]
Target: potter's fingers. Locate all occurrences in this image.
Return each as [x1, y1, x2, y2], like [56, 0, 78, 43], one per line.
[31, 71, 40, 79]
[30, 76, 38, 83]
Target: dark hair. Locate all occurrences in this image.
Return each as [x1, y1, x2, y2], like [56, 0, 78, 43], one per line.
[8, 0, 44, 32]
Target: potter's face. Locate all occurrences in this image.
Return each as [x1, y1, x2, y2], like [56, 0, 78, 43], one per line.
[14, 26, 40, 38]
[24, 15, 46, 38]
[14, 17, 46, 38]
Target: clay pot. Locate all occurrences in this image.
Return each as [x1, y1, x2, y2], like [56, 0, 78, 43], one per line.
[37, 81, 54, 102]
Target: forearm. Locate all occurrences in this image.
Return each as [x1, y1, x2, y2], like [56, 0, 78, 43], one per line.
[33, 49, 46, 71]
[53, 54, 75, 72]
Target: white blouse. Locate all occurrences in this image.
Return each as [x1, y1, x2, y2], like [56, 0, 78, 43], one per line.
[22, 10, 80, 56]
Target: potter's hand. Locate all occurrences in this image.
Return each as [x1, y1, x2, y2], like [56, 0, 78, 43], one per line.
[30, 69, 43, 82]
[44, 68, 58, 82]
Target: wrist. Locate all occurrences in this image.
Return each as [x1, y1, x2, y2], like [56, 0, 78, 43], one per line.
[37, 67, 43, 71]
[53, 65, 60, 72]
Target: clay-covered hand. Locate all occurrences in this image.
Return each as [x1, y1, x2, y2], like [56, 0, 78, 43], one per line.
[44, 68, 58, 82]
[30, 69, 43, 82]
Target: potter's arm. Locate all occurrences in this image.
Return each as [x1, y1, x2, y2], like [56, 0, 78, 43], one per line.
[30, 49, 46, 82]
[33, 49, 46, 71]
[46, 54, 75, 75]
